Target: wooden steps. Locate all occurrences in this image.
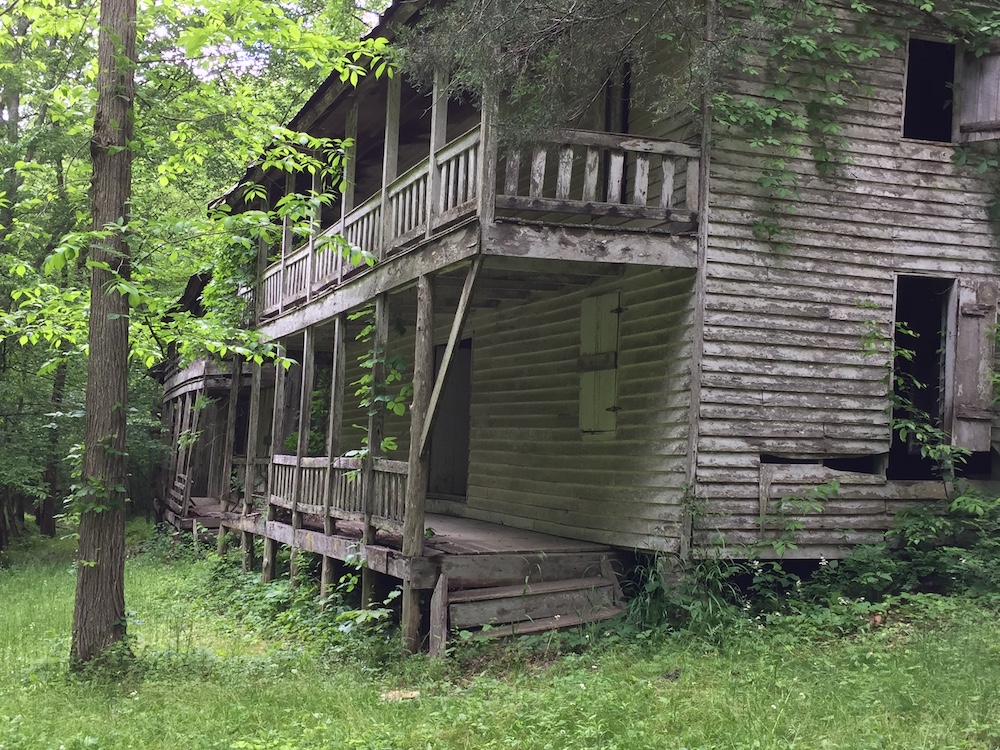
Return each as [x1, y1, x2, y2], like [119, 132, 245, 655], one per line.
[433, 553, 625, 647]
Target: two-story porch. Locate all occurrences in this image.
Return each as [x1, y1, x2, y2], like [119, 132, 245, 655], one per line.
[162, 39, 708, 649]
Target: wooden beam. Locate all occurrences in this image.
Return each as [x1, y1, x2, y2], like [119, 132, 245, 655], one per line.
[380, 75, 401, 259]
[428, 574, 449, 657]
[362, 294, 388, 605]
[426, 70, 449, 237]
[320, 316, 345, 598]
[401, 275, 434, 651]
[240, 363, 262, 573]
[419, 256, 482, 456]
[339, 100, 359, 284]
[217, 357, 242, 554]
[483, 222, 697, 268]
[289, 327, 316, 584]
[262, 357, 287, 583]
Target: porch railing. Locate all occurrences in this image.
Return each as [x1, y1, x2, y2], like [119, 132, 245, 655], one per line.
[267, 453, 408, 531]
[258, 126, 699, 319]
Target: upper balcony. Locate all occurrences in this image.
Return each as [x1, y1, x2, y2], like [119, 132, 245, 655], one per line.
[247, 73, 702, 331]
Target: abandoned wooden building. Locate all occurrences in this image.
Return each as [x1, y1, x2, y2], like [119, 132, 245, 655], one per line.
[156, 0, 1000, 650]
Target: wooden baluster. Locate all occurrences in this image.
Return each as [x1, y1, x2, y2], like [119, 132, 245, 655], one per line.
[556, 145, 574, 200]
[633, 153, 650, 206]
[660, 156, 676, 208]
[468, 146, 477, 200]
[582, 147, 600, 203]
[529, 147, 547, 198]
[503, 150, 521, 196]
[607, 149, 625, 203]
[262, 357, 286, 583]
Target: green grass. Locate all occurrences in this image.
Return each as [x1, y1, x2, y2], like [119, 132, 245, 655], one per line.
[3, 534, 1000, 750]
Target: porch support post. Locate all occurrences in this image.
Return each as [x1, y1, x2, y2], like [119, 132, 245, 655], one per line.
[321, 315, 345, 599]
[279, 171, 294, 314]
[362, 293, 388, 605]
[419, 255, 482, 457]
[263, 355, 287, 583]
[402, 274, 435, 652]
[379, 75, 401, 259]
[338, 99, 359, 284]
[289, 327, 316, 585]
[426, 70, 449, 236]
[477, 88, 498, 227]
[241, 362, 263, 573]
[217, 356, 242, 554]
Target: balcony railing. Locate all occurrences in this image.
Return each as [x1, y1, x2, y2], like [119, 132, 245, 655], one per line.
[258, 127, 699, 320]
[267, 453, 408, 532]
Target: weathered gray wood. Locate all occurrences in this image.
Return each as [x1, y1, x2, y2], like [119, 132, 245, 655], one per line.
[660, 158, 676, 209]
[362, 294, 388, 605]
[289, 327, 316, 584]
[262, 359, 286, 583]
[258, 223, 480, 340]
[529, 148, 547, 198]
[320, 316, 345, 598]
[606, 150, 624, 203]
[379, 75, 401, 260]
[556, 146, 574, 200]
[503, 150, 520, 197]
[419, 256, 482, 456]
[582, 147, 600, 202]
[632, 153, 649, 206]
[493, 194, 697, 223]
[428, 574, 449, 657]
[554, 129, 699, 157]
[426, 70, 449, 236]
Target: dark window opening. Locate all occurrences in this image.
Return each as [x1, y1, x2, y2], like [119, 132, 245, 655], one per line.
[760, 454, 816, 465]
[889, 276, 953, 480]
[822, 455, 884, 475]
[903, 39, 956, 142]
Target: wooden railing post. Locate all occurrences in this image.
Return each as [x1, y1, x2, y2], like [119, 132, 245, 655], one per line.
[426, 70, 449, 237]
[279, 171, 294, 315]
[338, 99, 359, 284]
[289, 327, 315, 585]
[379, 76, 401, 259]
[401, 275, 434, 651]
[240, 363, 262, 573]
[217, 356, 242, 554]
[320, 315, 345, 599]
[478, 90, 498, 227]
[362, 294, 388, 605]
[263, 356, 287, 583]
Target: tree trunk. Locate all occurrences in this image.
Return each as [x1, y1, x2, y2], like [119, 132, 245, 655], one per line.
[70, 0, 137, 668]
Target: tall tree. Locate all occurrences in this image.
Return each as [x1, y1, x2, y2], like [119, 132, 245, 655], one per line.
[71, 0, 137, 666]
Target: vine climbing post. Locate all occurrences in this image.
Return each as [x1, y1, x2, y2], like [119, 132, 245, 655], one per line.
[71, 0, 137, 667]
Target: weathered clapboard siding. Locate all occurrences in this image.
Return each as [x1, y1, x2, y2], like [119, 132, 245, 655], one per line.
[694, 0, 1000, 556]
[462, 267, 695, 552]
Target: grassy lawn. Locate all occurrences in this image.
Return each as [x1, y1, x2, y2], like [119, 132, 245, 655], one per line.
[2, 533, 1000, 750]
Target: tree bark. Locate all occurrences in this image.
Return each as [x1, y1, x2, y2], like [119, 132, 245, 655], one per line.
[70, 0, 137, 668]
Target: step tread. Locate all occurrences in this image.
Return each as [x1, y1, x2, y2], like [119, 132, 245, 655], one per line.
[449, 576, 612, 604]
[475, 606, 625, 639]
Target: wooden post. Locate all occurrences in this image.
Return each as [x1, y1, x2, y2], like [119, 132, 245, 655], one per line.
[338, 99, 359, 284]
[426, 70, 449, 237]
[401, 275, 435, 652]
[217, 356, 242, 555]
[379, 75, 401, 259]
[278, 171, 294, 314]
[428, 574, 449, 657]
[262, 357, 287, 583]
[419, 256, 482, 457]
[361, 294, 388, 605]
[289, 328, 316, 585]
[477, 89, 498, 227]
[182, 371, 209, 519]
[241, 363, 263, 573]
[254, 197, 269, 324]
[321, 315, 345, 599]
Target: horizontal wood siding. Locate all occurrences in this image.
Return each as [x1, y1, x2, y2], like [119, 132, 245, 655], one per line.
[697, 0, 1000, 556]
[464, 267, 695, 552]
